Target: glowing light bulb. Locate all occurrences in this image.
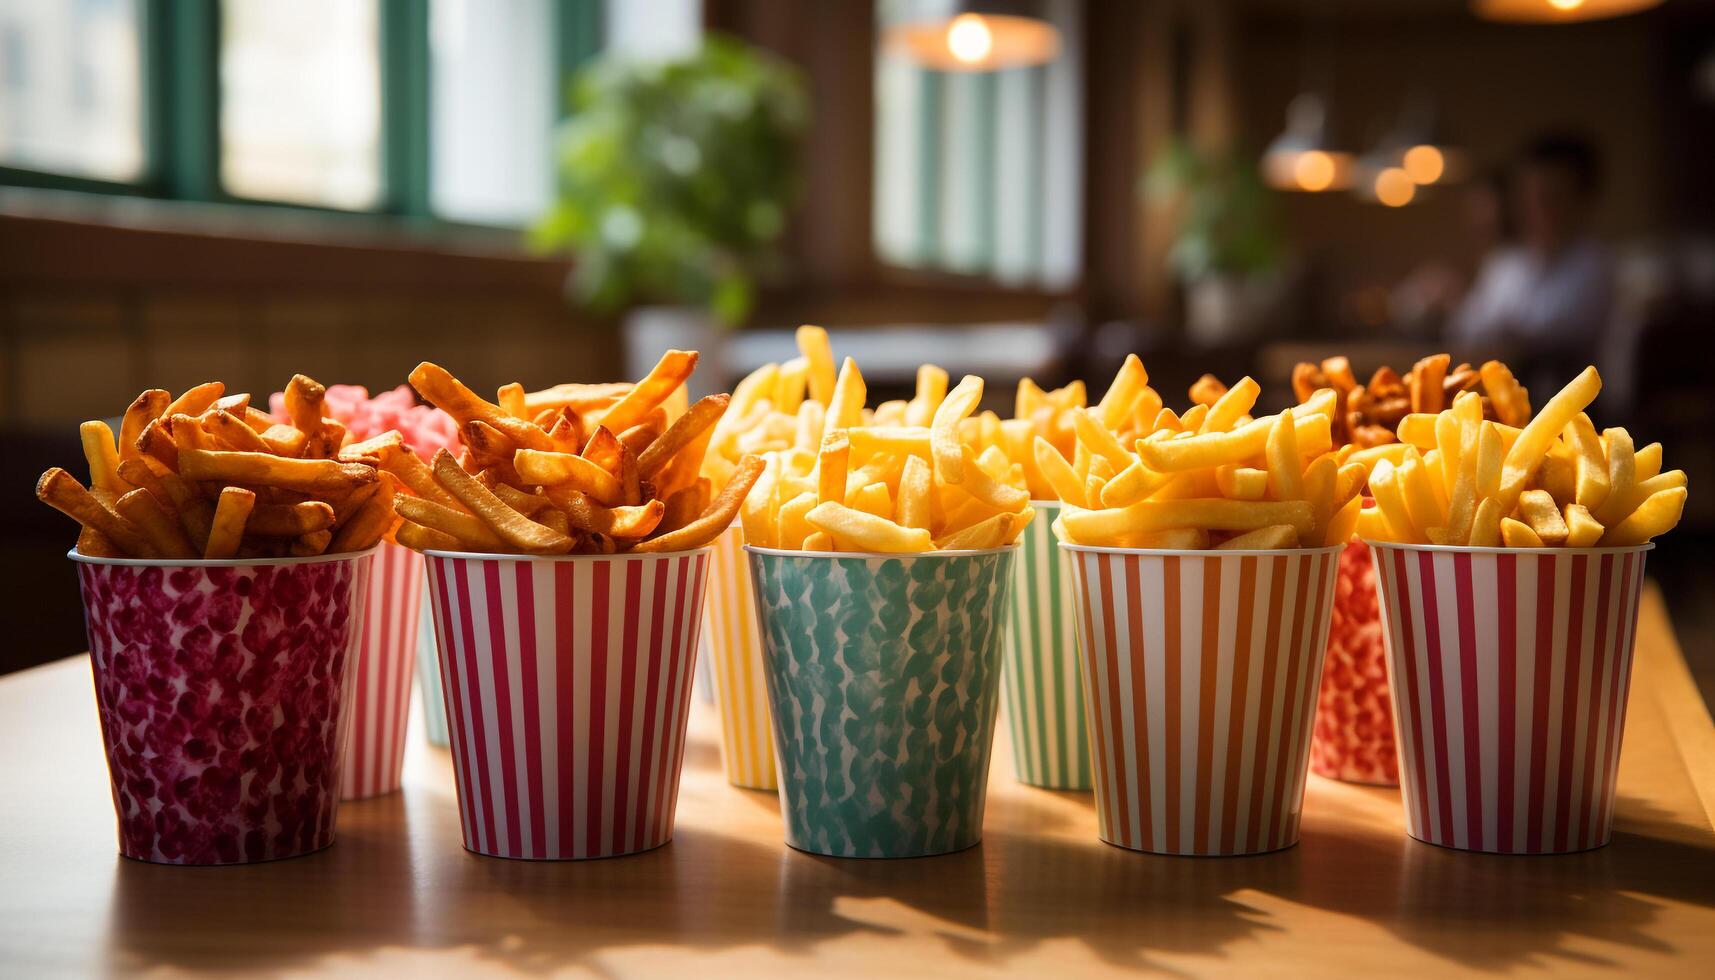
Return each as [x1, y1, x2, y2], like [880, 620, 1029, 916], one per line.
[947, 14, 993, 65]
[1549, 0, 1585, 10]
[1294, 151, 1336, 192]
[1402, 144, 1445, 184]
[1375, 167, 1416, 207]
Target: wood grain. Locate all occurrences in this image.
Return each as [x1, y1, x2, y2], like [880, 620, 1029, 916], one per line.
[1, 585, 1712, 977]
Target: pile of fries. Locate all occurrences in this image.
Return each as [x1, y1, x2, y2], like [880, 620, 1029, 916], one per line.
[38, 376, 395, 559]
[392, 353, 764, 555]
[996, 355, 1180, 501]
[1044, 360, 1365, 550]
[1291, 354, 1533, 448]
[740, 355, 1034, 553]
[1359, 366, 1687, 548]
[702, 325, 840, 491]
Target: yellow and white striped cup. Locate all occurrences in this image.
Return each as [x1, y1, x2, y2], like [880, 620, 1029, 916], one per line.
[702, 524, 778, 790]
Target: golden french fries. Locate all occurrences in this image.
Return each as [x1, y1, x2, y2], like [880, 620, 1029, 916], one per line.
[1357, 365, 1685, 549]
[38, 376, 398, 559]
[737, 356, 1032, 554]
[1018, 360, 1359, 551]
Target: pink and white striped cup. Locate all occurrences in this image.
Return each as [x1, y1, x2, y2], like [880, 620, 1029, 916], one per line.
[340, 543, 426, 800]
[1368, 542, 1652, 854]
[423, 548, 711, 860]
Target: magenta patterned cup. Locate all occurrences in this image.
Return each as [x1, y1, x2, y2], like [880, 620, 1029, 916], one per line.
[72, 548, 376, 865]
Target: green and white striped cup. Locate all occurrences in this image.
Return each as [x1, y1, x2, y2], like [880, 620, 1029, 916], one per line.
[1003, 500, 1093, 790]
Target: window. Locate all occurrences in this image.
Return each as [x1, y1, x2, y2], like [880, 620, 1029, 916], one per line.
[872, 0, 1084, 289]
[429, 0, 555, 225]
[219, 0, 383, 209]
[0, 0, 626, 226]
[0, 0, 145, 182]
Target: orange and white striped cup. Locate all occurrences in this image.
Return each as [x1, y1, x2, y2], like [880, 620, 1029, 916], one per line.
[1063, 543, 1341, 856]
[701, 524, 777, 790]
[342, 543, 426, 800]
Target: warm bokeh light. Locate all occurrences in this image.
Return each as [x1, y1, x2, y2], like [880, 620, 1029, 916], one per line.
[1472, 0, 1661, 23]
[946, 14, 994, 65]
[885, 13, 1059, 70]
[1375, 167, 1416, 207]
[1295, 151, 1337, 191]
[1402, 144, 1446, 184]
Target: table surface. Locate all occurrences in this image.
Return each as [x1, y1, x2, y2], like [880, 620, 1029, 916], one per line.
[4, 586, 1713, 979]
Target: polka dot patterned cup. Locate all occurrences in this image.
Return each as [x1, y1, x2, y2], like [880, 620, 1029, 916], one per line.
[72, 548, 375, 865]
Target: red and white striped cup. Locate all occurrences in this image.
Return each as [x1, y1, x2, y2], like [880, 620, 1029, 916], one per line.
[1368, 542, 1652, 854]
[341, 543, 426, 800]
[1063, 543, 1341, 856]
[423, 548, 711, 860]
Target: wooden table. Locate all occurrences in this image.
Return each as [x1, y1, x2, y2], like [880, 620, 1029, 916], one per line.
[4, 586, 1713, 978]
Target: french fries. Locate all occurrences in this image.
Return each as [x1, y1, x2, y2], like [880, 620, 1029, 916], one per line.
[38, 376, 397, 559]
[1013, 360, 1359, 550]
[1358, 366, 1686, 548]
[1291, 354, 1528, 448]
[737, 355, 1032, 553]
[394, 355, 762, 555]
[700, 325, 850, 491]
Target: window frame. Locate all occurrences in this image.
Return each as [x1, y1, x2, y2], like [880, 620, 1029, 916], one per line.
[0, 0, 604, 227]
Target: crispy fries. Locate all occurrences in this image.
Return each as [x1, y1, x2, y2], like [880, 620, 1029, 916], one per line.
[1290, 353, 1526, 447]
[389, 359, 754, 555]
[40, 376, 396, 559]
[1357, 365, 1685, 548]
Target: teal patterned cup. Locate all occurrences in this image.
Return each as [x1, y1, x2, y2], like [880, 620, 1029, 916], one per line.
[746, 544, 1017, 859]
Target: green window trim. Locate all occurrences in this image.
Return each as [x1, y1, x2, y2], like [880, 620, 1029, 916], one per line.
[2, 0, 606, 227]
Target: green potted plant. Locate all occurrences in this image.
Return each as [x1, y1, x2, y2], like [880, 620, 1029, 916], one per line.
[534, 35, 809, 387]
[1142, 138, 1285, 347]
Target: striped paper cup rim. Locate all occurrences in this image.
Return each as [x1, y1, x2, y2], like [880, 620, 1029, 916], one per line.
[1361, 539, 1656, 557]
[423, 546, 714, 562]
[744, 543, 1022, 560]
[1058, 541, 1345, 558]
[69, 544, 382, 569]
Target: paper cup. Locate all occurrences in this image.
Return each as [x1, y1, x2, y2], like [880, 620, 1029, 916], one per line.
[747, 544, 1016, 859]
[341, 543, 426, 800]
[1063, 543, 1341, 856]
[73, 548, 375, 865]
[1368, 542, 1651, 854]
[414, 591, 450, 747]
[1309, 541, 1399, 786]
[702, 524, 777, 790]
[1003, 501, 1092, 790]
[424, 548, 711, 860]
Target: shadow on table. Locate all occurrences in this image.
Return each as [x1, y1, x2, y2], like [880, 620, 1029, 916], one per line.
[1280, 790, 1715, 971]
[100, 780, 1715, 975]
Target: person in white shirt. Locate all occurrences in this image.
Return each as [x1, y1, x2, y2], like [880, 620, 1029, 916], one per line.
[1449, 134, 1615, 389]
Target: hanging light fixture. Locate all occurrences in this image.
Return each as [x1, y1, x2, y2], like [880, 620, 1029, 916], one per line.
[882, 0, 1061, 72]
[1263, 94, 1354, 192]
[1471, 0, 1663, 23]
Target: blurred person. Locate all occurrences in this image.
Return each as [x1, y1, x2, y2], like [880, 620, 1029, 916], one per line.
[1391, 168, 1515, 333]
[1448, 133, 1615, 389]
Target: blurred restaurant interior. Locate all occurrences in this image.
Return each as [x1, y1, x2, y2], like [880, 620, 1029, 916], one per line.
[1, 0, 1712, 696]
